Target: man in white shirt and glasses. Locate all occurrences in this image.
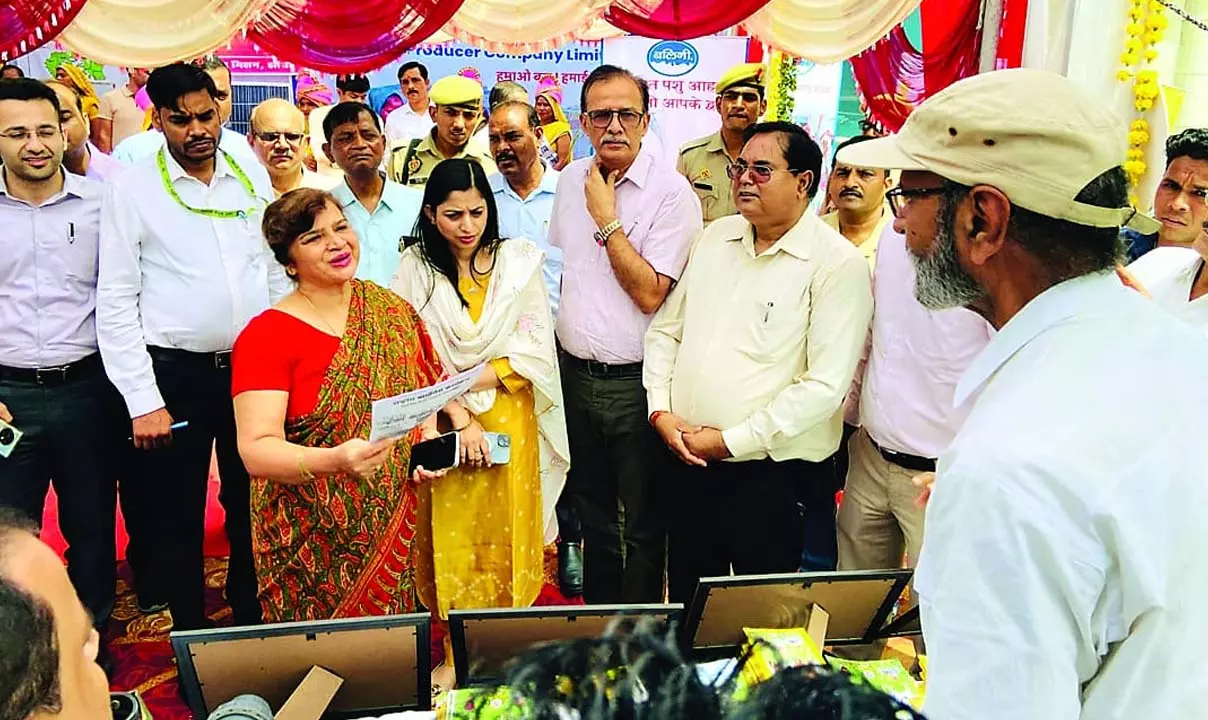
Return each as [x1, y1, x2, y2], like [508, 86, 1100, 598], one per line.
[645, 121, 873, 602]
[839, 68, 1208, 719]
[98, 63, 288, 631]
[247, 97, 335, 197]
[0, 77, 123, 653]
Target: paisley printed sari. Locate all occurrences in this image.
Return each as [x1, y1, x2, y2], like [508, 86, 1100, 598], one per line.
[250, 280, 444, 622]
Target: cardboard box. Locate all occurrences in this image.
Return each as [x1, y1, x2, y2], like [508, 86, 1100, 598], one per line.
[275, 666, 344, 720]
[805, 603, 830, 652]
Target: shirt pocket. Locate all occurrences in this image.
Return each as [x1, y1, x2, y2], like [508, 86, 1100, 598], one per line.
[690, 181, 720, 220]
[735, 291, 809, 361]
[59, 222, 98, 283]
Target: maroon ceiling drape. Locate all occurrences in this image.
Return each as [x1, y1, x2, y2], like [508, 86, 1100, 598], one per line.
[605, 0, 773, 41]
[246, 0, 464, 74]
[1, 0, 87, 62]
[849, 0, 981, 131]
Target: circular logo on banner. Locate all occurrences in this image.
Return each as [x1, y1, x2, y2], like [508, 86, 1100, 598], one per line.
[647, 41, 699, 77]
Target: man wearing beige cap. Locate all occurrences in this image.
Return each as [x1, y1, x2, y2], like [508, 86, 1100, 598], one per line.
[839, 68, 1208, 718]
[386, 74, 496, 189]
[677, 62, 766, 223]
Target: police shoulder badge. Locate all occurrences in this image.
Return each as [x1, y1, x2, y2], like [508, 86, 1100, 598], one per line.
[408, 154, 423, 176]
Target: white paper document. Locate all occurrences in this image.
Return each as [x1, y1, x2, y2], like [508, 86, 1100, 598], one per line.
[368, 363, 484, 442]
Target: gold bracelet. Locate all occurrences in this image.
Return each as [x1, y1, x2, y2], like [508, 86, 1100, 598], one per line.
[297, 452, 316, 481]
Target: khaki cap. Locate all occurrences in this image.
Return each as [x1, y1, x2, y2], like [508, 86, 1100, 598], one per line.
[716, 63, 766, 95]
[429, 75, 483, 108]
[838, 68, 1158, 234]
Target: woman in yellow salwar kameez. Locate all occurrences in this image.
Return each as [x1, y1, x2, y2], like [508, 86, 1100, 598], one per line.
[391, 158, 569, 691]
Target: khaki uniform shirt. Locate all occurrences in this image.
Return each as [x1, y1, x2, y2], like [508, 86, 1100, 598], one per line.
[386, 129, 496, 188]
[821, 208, 893, 272]
[98, 86, 144, 149]
[676, 131, 739, 224]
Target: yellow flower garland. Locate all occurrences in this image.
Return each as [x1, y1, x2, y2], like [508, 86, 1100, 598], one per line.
[1117, 0, 1168, 199]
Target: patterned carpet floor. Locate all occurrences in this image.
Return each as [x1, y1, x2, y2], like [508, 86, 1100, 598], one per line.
[104, 550, 579, 720]
[38, 472, 579, 719]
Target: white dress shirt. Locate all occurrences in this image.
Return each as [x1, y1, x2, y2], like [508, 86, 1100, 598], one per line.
[98, 148, 290, 418]
[916, 271, 1208, 720]
[644, 211, 873, 462]
[384, 103, 434, 146]
[852, 229, 993, 458]
[0, 170, 104, 368]
[1128, 245, 1208, 333]
[307, 104, 339, 179]
[111, 128, 257, 166]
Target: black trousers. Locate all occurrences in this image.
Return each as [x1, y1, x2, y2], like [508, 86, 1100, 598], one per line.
[0, 355, 119, 628]
[554, 496, 582, 544]
[559, 354, 665, 604]
[129, 348, 260, 630]
[666, 453, 834, 606]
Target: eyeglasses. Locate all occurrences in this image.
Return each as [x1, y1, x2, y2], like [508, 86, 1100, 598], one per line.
[585, 109, 645, 129]
[726, 161, 801, 184]
[886, 185, 948, 217]
[1, 127, 59, 142]
[255, 131, 305, 144]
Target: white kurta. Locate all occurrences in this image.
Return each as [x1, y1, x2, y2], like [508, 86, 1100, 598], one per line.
[916, 271, 1208, 719]
[1128, 245, 1208, 334]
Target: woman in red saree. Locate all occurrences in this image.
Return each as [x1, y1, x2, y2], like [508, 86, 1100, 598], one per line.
[231, 188, 468, 622]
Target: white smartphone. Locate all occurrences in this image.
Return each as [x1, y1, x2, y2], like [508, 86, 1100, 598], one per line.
[0, 419, 22, 459]
[483, 432, 511, 465]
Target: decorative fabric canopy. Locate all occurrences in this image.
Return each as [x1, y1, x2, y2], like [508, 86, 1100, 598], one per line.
[606, 0, 774, 41]
[247, 0, 461, 73]
[1, 0, 86, 62]
[59, 0, 270, 66]
[443, 0, 613, 54]
[742, 0, 922, 64]
[849, 0, 982, 132]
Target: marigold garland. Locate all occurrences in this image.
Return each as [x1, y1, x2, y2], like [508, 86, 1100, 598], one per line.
[1117, 0, 1167, 199]
[765, 50, 799, 122]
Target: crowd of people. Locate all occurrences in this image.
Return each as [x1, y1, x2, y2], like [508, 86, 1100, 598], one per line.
[1, 47, 1207, 719]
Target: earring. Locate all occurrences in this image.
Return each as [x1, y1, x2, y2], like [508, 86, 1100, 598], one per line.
[286, 267, 297, 277]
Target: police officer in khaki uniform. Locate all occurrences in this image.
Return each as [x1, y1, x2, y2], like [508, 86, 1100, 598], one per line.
[676, 63, 767, 224]
[387, 74, 497, 188]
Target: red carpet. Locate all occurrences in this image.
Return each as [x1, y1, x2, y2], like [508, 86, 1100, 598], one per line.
[41, 472, 581, 720]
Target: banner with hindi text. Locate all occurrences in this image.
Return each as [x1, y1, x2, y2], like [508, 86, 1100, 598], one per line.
[601, 35, 749, 165]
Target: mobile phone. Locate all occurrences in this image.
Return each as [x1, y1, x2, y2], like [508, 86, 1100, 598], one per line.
[483, 432, 511, 465]
[0, 419, 22, 459]
[409, 432, 460, 473]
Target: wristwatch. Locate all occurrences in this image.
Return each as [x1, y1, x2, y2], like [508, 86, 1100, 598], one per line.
[594, 219, 622, 247]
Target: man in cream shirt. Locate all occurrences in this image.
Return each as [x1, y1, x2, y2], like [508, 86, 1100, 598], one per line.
[645, 121, 873, 602]
[821, 135, 893, 270]
[840, 69, 1208, 719]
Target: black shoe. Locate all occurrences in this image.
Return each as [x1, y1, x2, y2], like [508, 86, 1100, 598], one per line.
[558, 542, 584, 597]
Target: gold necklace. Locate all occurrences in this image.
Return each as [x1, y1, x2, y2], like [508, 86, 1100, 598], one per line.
[297, 290, 344, 336]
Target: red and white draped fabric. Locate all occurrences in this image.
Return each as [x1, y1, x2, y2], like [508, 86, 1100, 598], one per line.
[246, 0, 462, 73]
